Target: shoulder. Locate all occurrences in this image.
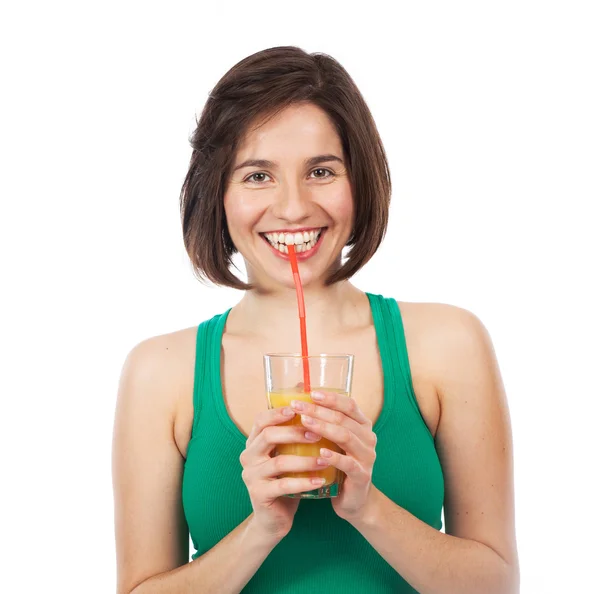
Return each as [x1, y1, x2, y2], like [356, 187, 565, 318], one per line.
[397, 300, 485, 336]
[396, 301, 494, 396]
[118, 326, 198, 415]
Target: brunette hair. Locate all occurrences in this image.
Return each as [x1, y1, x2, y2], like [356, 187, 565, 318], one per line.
[180, 46, 391, 290]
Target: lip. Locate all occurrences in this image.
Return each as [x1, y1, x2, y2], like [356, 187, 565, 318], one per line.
[261, 228, 326, 261]
[261, 226, 324, 235]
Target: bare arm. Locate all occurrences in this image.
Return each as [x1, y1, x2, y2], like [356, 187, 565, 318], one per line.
[112, 337, 281, 594]
[349, 488, 516, 594]
[346, 305, 519, 594]
[130, 515, 279, 594]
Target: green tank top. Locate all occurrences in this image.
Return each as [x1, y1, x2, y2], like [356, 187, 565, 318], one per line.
[182, 293, 444, 593]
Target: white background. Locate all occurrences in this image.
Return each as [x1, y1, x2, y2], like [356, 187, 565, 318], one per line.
[1, 1, 599, 592]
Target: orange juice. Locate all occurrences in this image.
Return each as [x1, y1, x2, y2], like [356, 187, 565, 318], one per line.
[268, 387, 349, 485]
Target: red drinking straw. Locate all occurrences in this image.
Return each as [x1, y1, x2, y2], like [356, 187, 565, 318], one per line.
[288, 244, 311, 393]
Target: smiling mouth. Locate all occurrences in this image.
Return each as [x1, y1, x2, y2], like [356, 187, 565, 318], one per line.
[260, 228, 325, 254]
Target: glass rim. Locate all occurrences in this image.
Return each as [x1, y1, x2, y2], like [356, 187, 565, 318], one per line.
[264, 353, 354, 360]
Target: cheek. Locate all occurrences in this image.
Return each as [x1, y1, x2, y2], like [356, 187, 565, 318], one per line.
[323, 181, 354, 224]
[223, 191, 263, 236]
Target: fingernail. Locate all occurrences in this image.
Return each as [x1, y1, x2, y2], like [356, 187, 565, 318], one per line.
[320, 448, 332, 458]
[305, 431, 320, 440]
[311, 392, 324, 401]
[282, 407, 294, 416]
[301, 414, 315, 425]
[317, 458, 329, 466]
[291, 400, 304, 411]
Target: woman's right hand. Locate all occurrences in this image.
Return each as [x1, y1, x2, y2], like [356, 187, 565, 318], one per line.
[239, 405, 325, 542]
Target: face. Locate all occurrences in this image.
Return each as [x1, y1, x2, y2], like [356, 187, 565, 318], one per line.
[224, 102, 354, 290]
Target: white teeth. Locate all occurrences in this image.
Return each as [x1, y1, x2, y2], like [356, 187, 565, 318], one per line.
[265, 229, 323, 254]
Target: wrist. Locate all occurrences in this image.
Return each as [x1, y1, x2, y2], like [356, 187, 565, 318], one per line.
[346, 485, 384, 531]
[245, 514, 287, 551]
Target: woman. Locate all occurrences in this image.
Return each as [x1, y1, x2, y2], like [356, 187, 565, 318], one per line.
[112, 46, 519, 593]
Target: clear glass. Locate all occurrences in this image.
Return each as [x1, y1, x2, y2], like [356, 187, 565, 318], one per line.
[263, 353, 354, 499]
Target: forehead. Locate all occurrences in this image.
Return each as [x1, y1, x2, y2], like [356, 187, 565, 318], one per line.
[235, 103, 343, 161]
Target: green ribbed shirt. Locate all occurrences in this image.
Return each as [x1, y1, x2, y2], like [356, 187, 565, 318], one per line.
[182, 293, 444, 593]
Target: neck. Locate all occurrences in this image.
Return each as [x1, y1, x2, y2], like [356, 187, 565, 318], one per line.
[230, 281, 368, 339]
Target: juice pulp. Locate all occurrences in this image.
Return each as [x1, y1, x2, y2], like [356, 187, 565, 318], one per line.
[268, 388, 349, 485]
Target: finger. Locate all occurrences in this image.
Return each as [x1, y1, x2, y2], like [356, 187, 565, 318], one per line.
[248, 424, 322, 459]
[317, 448, 369, 482]
[254, 454, 326, 481]
[290, 399, 364, 434]
[299, 414, 372, 460]
[246, 406, 296, 446]
[310, 391, 370, 425]
[263, 476, 327, 499]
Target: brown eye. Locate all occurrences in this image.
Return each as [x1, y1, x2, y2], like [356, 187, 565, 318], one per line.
[311, 168, 334, 179]
[245, 172, 272, 184]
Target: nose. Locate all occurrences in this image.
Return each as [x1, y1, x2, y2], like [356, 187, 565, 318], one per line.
[271, 180, 311, 224]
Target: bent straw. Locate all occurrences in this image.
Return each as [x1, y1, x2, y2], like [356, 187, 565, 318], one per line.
[288, 244, 311, 393]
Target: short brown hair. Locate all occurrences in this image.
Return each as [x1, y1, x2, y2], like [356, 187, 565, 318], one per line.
[180, 46, 391, 290]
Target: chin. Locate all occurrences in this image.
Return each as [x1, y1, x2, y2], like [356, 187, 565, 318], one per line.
[251, 268, 322, 291]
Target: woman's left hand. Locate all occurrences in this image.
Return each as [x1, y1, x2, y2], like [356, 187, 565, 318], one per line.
[291, 391, 378, 522]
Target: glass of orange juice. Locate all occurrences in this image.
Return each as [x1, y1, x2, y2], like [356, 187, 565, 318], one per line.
[263, 353, 354, 499]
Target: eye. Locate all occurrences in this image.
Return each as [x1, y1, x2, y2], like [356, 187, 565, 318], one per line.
[244, 172, 272, 184]
[310, 168, 334, 179]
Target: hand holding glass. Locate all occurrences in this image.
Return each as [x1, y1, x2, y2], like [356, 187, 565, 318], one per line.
[264, 353, 354, 499]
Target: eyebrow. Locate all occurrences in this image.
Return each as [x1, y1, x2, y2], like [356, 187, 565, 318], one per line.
[232, 154, 344, 173]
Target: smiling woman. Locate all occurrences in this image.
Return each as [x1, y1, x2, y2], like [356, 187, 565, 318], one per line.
[112, 45, 519, 594]
[179, 47, 390, 291]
